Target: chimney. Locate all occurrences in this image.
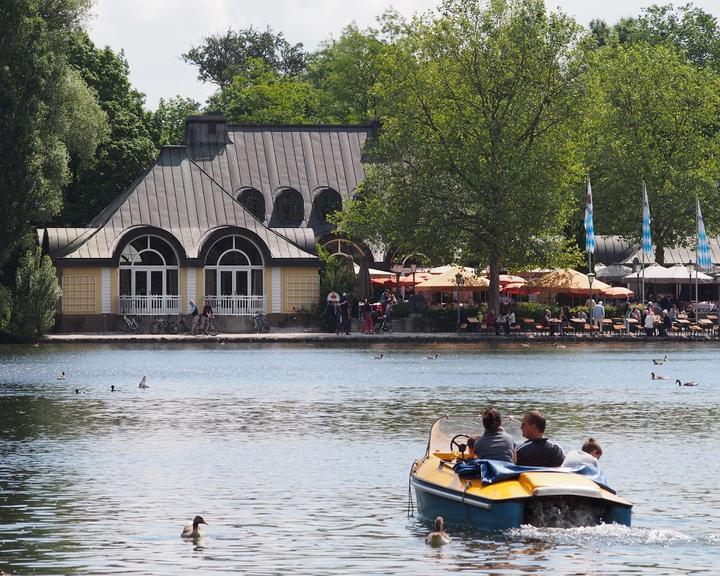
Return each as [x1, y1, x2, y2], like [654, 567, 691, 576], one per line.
[184, 115, 228, 145]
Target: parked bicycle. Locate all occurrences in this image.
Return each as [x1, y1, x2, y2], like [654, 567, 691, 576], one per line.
[253, 313, 269, 334]
[116, 313, 140, 333]
[149, 316, 178, 334]
[174, 314, 196, 334]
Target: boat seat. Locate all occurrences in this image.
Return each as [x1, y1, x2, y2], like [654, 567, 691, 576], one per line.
[518, 471, 603, 499]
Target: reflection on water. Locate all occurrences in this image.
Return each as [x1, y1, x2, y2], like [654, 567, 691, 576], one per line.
[1, 342, 720, 574]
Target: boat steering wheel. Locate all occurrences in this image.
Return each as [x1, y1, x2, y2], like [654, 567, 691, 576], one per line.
[450, 433, 471, 455]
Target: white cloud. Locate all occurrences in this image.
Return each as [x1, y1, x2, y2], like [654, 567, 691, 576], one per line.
[86, 0, 720, 110]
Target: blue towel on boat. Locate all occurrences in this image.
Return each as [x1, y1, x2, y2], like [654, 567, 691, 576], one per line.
[453, 459, 614, 494]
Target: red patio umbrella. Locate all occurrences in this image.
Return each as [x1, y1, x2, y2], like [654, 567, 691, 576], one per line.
[603, 286, 634, 298]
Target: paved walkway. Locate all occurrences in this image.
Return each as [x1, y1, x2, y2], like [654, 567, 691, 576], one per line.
[42, 331, 719, 344]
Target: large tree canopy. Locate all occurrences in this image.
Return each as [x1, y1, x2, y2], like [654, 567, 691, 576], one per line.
[182, 27, 307, 86]
[0, 0, 100, 273]
[335, 0, 585, 312]
[60, 31, 157, 225]
[585, 42, 720, 262]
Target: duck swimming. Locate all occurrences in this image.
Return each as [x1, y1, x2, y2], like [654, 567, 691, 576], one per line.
[181, 515, 207, 538]
[676, 379, 698, 387]
[653, 355, 668, 365]
[651, 372, 668, 380]
[426, 354, 439, 360]
[57, 371, 66, 380]
[139, 375, 149, 389]
[426, 516, 451, 547]
[373, 353, 384, 360]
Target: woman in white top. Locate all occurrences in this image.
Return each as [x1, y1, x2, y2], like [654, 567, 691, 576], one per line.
[562, 437, 602, 469]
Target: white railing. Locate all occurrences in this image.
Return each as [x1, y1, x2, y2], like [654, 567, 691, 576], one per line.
[119, 295, 180, 316]
[205, 295, 265, 316]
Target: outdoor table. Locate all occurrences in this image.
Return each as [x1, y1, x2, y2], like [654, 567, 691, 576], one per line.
[706, 315, 718, 322]
[626, 318, 639, 333]
[698, 318, 714, 334]
[676, 318, 691, 332]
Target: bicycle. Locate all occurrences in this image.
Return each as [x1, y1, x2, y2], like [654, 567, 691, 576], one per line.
[199, 316, 220, 336]
[149, 316, 178, 334]
[253, 313, 269, 333]
[374, 315, 392, 334]
[116, 313, 140, 333]
[174, 314, 197, 335]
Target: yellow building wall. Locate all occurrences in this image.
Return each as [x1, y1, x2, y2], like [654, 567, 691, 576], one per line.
[264, 267, 272, 311]
[282, 267, 320, 314]
[60, 267, 102, 315]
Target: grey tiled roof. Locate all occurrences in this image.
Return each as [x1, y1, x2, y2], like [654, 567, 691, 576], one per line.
[39, 123, 374, 265]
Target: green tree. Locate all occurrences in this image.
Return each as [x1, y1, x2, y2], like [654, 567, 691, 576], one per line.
[207, 59, 327, 124]
[308, 23, 388, 123]
[61, 31, 157, 225]
[11, 247, 62, 341]
[585, 42, 720, 262]
[0, 285, 11, 334]
[0, 0, 93, 271]
[334, 0, 585, 313]
[591, 4, 720, 69]
[151, 96, 202, 146]
[183, 26, 307, 86]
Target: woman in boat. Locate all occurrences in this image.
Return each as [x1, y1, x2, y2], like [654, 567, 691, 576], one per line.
[473, 407, 516, 463]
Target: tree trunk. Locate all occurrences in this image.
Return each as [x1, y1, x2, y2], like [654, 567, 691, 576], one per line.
[487, 251, 501, 314]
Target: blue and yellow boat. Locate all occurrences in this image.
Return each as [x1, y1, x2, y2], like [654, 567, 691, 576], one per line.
[410, 415, 632, 530]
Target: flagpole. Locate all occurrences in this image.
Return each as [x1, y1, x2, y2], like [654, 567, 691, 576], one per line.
[641, 183, 645, 304]
[695, 199, 699, 310]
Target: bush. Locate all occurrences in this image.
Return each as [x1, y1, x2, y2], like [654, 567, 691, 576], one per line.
[0, 284, 11, 333]
[11, 247, 62, 341]
[516, 302, 549, 322]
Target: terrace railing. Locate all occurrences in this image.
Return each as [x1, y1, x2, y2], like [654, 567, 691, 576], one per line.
[205, 295, 265, 316]
[119, 295, 179, 316]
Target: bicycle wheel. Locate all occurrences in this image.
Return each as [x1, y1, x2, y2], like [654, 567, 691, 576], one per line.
[166, 320, 179, 334]
[206, 319, 219, 336]
[116, 317, 129, 333]
[150, 320, 162, 334]
[129, 318, 140, 333]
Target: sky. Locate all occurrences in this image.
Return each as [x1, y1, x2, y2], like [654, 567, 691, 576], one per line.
[87, 0, 720, 110]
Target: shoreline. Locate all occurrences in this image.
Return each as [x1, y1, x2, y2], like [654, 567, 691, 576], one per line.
[38, 331, 720, 345]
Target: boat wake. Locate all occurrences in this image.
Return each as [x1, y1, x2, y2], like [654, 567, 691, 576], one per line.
[509, 523, 719, 546]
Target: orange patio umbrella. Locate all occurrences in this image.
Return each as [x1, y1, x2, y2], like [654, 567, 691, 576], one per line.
[415, 266, 489, 291]
[603, 286, 634, 298]
[529, 268, 611, 295]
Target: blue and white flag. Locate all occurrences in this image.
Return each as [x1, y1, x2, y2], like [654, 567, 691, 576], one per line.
[697, 198, 712, 270]
[642, 182, 653, 259]
[584, 180, 595, 254]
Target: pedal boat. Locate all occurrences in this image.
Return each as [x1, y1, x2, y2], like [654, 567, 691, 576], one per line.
[410, 415, 632, 530]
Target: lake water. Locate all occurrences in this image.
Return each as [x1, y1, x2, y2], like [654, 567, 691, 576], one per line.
[1, 342, 719, 575]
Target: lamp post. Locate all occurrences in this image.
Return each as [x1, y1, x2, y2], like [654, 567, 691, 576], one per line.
[392, 263, 403, 298]
[455, 272, 463, 330]
[687, 261, 695, 309]
[632, 257, 641, 300]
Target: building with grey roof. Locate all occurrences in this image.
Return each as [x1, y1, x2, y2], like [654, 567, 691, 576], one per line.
[39, 116, 374, 331]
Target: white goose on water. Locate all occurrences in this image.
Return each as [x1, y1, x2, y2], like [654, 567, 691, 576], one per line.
[676, 379, 698, 387]
[139, 375, 149, 389]
[181, 515, 207, 538]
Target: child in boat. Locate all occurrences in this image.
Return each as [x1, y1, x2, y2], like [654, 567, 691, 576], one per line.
[426, 516, 451, 546]
[562, 437, 603, 469]
[464, 436, 476, 459]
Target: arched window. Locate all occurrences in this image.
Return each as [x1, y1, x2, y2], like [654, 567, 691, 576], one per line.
[204, 235, 265, 316]
[237, 188, 265, 221]
[314, 188, 342, 224]
[275, 188, 304, 226]
[119, 235, 179, 314]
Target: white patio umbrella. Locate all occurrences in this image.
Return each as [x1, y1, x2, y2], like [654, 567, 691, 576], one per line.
[665, 264, 713, 283]
[622, 263, 676, 283]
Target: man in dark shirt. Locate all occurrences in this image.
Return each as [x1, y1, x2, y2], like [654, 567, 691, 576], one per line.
[515, 409, 564, 467]
[473, 407, 516, 463]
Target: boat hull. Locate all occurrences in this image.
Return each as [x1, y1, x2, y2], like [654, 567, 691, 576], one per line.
[412, 476, 524, 530]
[411, 460, 632, 530]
